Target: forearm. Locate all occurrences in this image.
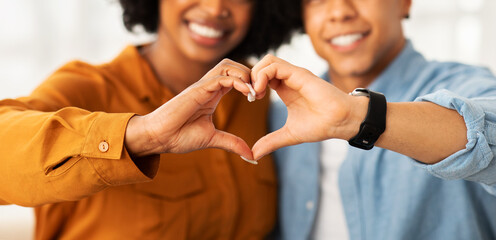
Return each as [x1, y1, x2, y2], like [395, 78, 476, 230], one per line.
[341, 95, 467, 164]
[403, 90, 496, 185]
[374, 102, 467, 164]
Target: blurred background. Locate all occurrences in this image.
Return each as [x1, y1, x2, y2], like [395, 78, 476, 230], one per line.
[0, 0, 495, 239]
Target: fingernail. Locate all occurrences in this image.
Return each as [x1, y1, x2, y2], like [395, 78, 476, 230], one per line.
[247, 94, 255, 102]
[245, 83, 256, 102]
[240, 156, 258, 165]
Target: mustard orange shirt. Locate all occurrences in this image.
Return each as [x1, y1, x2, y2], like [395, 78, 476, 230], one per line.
[0, 46, 276, 239]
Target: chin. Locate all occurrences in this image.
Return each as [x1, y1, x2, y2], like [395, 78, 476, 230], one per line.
[338, 59, 375, 76]
[332, 66, 369, 78]
[349, 69, 370, 77]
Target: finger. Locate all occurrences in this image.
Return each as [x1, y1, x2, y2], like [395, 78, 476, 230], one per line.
[217, 63, 254, 99]
[215, 76, 259, 103]
[257, 61, 307, 93]
[201, 76, 257, 103]
[255, 88, 267, 100]
[165, 77, 240, 119]
[251, 54, 279, 81]
[193, 75, 260, 107]
[252, 55, 299, 92]
[251, 54, 279, 93]
[218, 59, 251, 83]
[208, 130, 254, 160]
[217, 76, 253, 96]
[222, 59, 251, 76]
[252, 127, 299, 159]
[197, 75, 248, 96]
[268, 78, 281, 90]
[213, 59, 258, 101]
[149, 76, 250, 132]
[252, 127, 299, 160]
[223, 65, 250, 84]
[203, 59, 251, 86]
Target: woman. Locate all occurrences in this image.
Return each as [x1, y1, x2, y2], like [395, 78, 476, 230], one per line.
[0, 0, 293, 239]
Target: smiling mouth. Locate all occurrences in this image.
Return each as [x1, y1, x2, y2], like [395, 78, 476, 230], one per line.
[188, 22, 225, 39]
[330, 32, 369, 47]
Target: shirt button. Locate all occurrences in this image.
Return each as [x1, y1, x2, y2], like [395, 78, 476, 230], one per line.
[99, 141, 109, 153]
[306, 201, 314, 211]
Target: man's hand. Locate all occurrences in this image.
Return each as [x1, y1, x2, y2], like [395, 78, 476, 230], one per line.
[250, 55, 368, 160]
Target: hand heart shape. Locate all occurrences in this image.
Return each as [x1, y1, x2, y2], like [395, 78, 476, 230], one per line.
[250, 55, 362, 161]
[125, 56, 363, 164]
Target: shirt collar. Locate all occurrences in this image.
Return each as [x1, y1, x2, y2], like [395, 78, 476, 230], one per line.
[368, 39, 427, 94]
[322, 40, 428, 97]
[107, 45, 171, 106]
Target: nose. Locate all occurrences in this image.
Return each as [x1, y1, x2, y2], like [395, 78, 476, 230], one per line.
[200, 0, 229, 18]
[326, 0, 357, 22]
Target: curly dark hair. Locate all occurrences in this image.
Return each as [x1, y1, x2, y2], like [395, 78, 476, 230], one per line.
[119, 0, 303, 60]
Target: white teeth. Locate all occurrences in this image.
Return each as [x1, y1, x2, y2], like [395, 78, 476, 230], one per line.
[330, 33, 364, 46]
[189, 22, 223, 38]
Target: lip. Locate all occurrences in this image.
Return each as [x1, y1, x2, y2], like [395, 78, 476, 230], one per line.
[326, 30, 371, 52]
[184, 19, 231, 47]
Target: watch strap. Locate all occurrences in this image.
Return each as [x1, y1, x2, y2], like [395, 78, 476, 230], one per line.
[348, 88, 387, 150]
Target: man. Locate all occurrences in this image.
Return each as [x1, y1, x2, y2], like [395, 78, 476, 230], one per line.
[249, 0, 496, 239]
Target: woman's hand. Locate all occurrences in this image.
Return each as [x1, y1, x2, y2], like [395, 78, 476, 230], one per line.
[125, 59, 255, 159]
[250, 55, 368, 160]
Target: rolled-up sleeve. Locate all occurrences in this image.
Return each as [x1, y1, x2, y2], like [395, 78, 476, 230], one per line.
[410, 90, 496, 188]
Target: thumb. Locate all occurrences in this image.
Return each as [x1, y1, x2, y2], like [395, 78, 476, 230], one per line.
[208, 130, 254, 160]
[252, 127, 298, 160]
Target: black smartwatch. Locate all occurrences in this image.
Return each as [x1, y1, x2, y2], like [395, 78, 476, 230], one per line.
[348, 88, 387, 150]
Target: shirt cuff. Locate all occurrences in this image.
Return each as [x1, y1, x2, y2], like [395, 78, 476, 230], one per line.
[82, 113, 160, 186]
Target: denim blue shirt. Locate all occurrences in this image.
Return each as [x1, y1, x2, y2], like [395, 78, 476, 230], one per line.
[270, 41, 496, 240]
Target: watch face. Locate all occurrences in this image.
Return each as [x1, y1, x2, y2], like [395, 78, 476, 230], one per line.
[351, 88, 370, 97]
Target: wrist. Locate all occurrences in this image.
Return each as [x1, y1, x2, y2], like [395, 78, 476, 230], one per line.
[347, 88, 387, 150]
[124, 115, 150, 157]
[340, 95, 369, 140]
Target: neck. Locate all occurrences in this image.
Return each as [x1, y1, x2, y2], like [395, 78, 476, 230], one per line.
[141, 36, 217, 95]
[330, 38, 406, 93]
